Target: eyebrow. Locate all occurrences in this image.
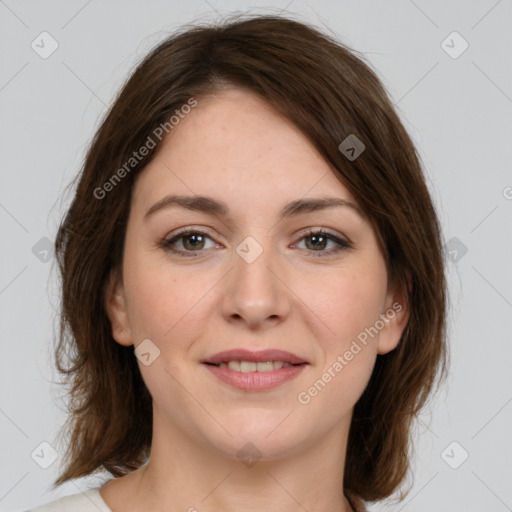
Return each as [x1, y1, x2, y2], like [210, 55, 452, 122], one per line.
[144, 194, 365, 222]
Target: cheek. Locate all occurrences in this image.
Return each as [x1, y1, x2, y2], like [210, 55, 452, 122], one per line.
[123, 248, 204, 341]
[302, 262, 388, 352]
[122, 258, 212, 414]
[294, 264, 385, 408]
[297, 350, 375, 420]
[297, 281, 382, 415]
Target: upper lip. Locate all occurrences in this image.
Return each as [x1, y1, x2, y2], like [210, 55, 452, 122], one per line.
[201, 349, 308, 365]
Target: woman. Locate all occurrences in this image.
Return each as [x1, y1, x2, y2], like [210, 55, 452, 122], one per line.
[28, 13, 447, 512]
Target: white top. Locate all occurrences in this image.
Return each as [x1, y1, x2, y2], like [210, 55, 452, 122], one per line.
[25, 488, 112, 512]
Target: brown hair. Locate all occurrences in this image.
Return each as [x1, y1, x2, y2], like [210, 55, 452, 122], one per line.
[52, 13, 448, 506]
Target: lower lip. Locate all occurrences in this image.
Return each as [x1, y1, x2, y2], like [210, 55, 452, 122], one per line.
[203, 363, 307, 391]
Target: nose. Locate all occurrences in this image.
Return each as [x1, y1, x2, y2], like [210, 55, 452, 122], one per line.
[220, 236, 291, 330]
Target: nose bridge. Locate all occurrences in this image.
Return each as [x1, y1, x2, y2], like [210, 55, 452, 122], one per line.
[222, 231, 289, 328]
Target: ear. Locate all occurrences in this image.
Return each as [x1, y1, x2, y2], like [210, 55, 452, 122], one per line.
[376, 278, 411, 355]
[104, 269, 134, 347]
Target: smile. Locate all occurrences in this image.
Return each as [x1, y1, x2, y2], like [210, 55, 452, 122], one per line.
[213, 360, 294, 371]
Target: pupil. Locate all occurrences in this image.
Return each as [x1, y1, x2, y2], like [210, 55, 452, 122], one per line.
[185, 234, 203, 250]
[308, 234, 326, 250]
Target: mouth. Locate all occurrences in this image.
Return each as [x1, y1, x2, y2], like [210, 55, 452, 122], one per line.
[201, 348, 309, 391]
[203, 360, 305, 371]
[201, 348, 308, 368]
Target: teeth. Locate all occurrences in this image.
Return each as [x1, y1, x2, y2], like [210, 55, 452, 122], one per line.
[227, 361, 241, 371]
[240, 361, 257, 372]
[219, 360, 293, 372]
[256, 361, 274, 372]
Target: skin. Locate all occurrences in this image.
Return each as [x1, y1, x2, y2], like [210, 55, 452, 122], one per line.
[101, 87, 409, 512]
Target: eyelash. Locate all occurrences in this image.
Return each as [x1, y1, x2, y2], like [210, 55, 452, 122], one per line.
[159, 228, 352, 259]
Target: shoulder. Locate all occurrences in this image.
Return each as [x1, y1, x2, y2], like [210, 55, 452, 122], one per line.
[25, 488, 112, 512]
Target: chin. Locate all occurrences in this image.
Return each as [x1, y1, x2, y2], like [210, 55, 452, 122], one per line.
[199, 415, 309, 460]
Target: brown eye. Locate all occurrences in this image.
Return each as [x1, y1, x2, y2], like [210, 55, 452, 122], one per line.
[295, 229, 352, 257]
[181, 233, 206, 250]
[161, 229, 217, 257]
[304, 232, 329, 251]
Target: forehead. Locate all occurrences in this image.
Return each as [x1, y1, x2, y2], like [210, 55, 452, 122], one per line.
[133, 88, 359, 216]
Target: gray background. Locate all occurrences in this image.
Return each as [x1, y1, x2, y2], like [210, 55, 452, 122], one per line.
[1, 1, 511, 511]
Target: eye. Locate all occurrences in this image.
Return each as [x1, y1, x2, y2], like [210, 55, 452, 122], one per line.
[293, 229, 352, 257]
[160, 228, 352, 258]
[160, 228, 218, 258]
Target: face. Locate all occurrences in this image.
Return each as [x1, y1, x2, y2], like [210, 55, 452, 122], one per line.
[106, 87, 409, 462]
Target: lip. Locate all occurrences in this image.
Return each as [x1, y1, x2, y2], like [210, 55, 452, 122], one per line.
[203, 363, 307, 391]
[201, 348, 308, 365]
[201, 348, 309, 392]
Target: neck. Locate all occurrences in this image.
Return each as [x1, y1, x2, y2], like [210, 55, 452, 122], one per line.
[110, 409, 355, 512]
